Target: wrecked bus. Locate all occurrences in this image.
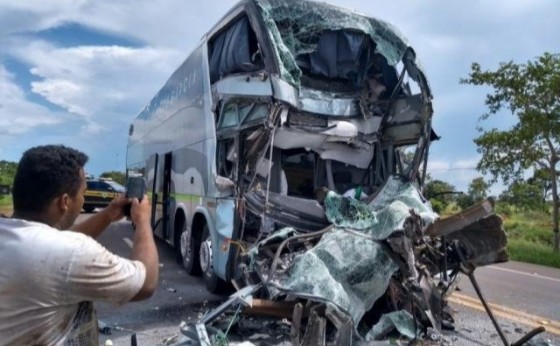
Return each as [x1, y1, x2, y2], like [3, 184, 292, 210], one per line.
[127, 0, 435, 293]
[127, 0, 529, 344]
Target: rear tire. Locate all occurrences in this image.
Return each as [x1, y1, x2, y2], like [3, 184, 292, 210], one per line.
[181, 221, 201, 276]
[200, 224, 228, 293]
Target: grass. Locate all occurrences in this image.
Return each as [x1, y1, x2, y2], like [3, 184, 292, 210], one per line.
[507, 239, 560, 268]
[500, 209, 560, 269]
[0, 195, 13, 216]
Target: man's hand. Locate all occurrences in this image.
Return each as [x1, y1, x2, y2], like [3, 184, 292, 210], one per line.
[104, 194, 131, 222]
[130, 195, 151, 226]
[71, 194, 131, 238]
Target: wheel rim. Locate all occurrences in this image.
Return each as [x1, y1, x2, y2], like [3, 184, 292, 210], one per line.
[180, 231, 189, 258]
[200, 237, 212, 274]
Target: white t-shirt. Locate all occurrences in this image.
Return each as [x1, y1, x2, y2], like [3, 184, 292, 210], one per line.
[0, 218, 146, 345]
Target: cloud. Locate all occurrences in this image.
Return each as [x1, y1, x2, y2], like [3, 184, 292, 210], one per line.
[0, 0, 239, 48]
[0, 0, 558, 184]
[0, 64, 62, 135]
[6, 40, 183, 122]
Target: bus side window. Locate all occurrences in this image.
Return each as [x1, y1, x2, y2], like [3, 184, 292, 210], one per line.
[208, 15, 263, 84]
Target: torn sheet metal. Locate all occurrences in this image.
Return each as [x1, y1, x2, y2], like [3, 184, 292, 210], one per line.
[270, 229, 399, 325]
[324, 176, 437, 239]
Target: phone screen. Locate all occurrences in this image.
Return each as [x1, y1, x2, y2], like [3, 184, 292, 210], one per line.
[126, 177, 146, 200]
[124, 177, 146, 216]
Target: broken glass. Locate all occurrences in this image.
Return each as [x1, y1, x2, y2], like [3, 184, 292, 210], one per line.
[324, 176, 437, 239]
[271, 229, 398, 325]
[255, 0, 410, 86]
[263, 177, 437, 326]
[365, 310, 419, 341]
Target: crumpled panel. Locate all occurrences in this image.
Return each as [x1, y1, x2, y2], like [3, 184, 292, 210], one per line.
[267, 176, 438, 326]
[274, 229, 398, 324]
[324, 176, 437, 239]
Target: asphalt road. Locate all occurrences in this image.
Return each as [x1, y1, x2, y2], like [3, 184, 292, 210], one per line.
[84, 214, 226, 345]
[457, 261, 560, 323]
[83, 213, 560, 345]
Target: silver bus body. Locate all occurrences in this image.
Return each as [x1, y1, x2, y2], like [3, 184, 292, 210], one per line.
[126, 0, 435, 292]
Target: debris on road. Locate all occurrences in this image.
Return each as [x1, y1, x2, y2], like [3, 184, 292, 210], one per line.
[170, 177, 541, 345]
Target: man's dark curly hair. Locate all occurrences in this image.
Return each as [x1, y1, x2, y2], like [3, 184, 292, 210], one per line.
[13, 145, 88, 213]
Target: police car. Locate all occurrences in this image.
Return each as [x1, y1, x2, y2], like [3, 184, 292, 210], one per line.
[83, 178, 125, 213]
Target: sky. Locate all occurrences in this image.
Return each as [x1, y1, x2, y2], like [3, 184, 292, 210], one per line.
[0, 0, 558, 195]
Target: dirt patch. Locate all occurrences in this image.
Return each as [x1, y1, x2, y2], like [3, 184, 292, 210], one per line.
[0, 206, 13, 217]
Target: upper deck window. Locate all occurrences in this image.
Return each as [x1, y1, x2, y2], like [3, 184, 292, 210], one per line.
[208, 16, 264, 83]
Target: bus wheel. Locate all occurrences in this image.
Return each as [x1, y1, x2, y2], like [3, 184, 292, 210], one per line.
[181, 225, 201, 276]
[200, 224, 228, 293]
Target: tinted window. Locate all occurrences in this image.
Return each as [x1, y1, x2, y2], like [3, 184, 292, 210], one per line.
[208, 16, 263, 83]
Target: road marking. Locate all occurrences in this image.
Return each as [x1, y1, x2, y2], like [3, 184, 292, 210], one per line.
[487, 265, 560, 284]
[123, 237, 133, 248]
[450, 292, 560, 335]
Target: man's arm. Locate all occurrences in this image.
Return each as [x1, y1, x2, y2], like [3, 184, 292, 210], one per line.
[128, 196, 159, 301]
[71, 195, 129, 238]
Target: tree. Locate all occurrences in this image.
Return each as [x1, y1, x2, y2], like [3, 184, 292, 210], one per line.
[424, 179, 457, 213]
[527, 167, 554, 203]
[499, 180, 546, 212]
[461, 52, 560, 251]
[0, 160, 17, 185]
[100, 171, 126, 185]
[455, 177, 490, 210]
[468, 177, 489, 202]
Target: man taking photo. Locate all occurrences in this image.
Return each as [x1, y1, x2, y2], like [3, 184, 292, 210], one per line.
[0, 144, 159, 345]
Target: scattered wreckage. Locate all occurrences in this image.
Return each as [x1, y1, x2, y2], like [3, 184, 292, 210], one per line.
[177, 189, 546, 345]
[125, 0, 547, 344]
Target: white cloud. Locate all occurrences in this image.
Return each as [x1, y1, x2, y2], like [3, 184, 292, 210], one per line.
[7, 41, 183, 121]
[454, 159, 478, 170]
[426, 160, 449, 172]
[0, 0, 239, 48]
[0, 0, 558, 180]
[0, 64, 62, 135]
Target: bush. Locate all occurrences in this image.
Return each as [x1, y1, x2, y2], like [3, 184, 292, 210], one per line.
[430, 199, 445, 213]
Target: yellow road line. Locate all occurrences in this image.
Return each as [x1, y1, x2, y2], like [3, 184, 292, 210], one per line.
[452, 292, 560, 329]
[449, 292, 560, 336]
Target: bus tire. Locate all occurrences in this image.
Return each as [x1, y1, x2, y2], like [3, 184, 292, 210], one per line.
[181, 221, 201, 276]
[200, 224, 228, 293]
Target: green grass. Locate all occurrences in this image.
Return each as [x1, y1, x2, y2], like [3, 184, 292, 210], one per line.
[0, 195, 12, 215]
[507, 239, 560, 268]
[501, 209, 560, 269]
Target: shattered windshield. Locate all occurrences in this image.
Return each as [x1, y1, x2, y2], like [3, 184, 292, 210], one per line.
[255, 0, 409, 86]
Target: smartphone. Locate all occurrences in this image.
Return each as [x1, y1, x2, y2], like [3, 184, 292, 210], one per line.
[124, 176, 147, 216]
